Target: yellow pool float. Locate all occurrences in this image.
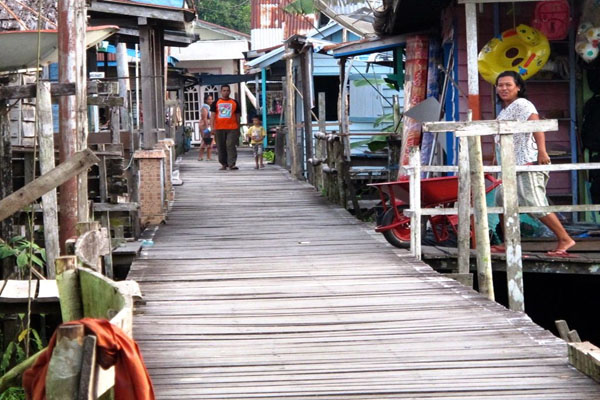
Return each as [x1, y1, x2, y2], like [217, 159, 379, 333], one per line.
[478, 24, 550, 85]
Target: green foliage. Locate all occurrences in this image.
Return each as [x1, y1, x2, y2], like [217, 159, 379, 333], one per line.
[263, 150, 275, 163]
[0, 321, 44, 399]
[195, 0, 251, 34]
[283, 0, 315, 14]
[352, 78, 395, 89]
[0, 237, 46, 272]
[0, 387, 25, 400]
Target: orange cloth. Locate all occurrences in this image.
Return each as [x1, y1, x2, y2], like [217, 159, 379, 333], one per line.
[23, 318, 154, 400]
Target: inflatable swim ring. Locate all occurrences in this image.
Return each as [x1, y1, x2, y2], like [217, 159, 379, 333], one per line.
[478, 24, 551, 85]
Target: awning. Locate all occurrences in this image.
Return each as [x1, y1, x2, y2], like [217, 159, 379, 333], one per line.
[195, 74, 257, 86]
[330, 33, 411, 58]
[314, 0, 380, 37]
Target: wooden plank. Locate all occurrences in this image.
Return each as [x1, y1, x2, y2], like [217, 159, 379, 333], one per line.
[0, 280, 38, 302]
[46, 325, 85, 399]
[86, 96, 124, 107]
[422, 119, 558, 136]
[569, 341, 600, 383]
[78, 335, 97, 400]
[92, 202, 139, 212]
[0, 82, 75, 100]
[128, 150, 600, 399]
[0, 149, 100, 223]
[36, 280, 59, 302]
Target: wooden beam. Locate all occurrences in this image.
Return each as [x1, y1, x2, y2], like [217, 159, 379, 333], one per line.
[0, 83, 75, 100]
[88, 0, 188, 23]
[0, 149, 100, 223]
[568, 341, 600, 383]
[86, 96, 124, 107]
[423, 119, 559, 136]
[0, 82, 101, 100]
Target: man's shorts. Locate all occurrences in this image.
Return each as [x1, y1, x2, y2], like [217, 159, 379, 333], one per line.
[202, 136, 213, 146]
[252, 143, 264, 157]
[495, 171, 550, 219]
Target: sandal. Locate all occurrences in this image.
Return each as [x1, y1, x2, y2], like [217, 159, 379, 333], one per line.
[229, 166, 239, 170]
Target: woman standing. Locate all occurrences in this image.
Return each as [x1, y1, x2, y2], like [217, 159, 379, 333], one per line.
[198, 95, 214, 161]
[493, 70, 575, 257]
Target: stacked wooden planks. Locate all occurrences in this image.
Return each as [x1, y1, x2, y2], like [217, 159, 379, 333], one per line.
[129, 149, 600, 399]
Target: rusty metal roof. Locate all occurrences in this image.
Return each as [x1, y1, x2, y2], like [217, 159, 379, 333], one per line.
[251, 0, 315, 38]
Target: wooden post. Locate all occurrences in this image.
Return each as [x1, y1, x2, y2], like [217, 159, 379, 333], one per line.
[56, 256, 83, 322]
[457, 134, 471, 276]
[464, 3, 494, 301]
[37, 81, 60, 278]
[46, 324, 85, 399]
[116, 42, 130, 132]
[499, 133, 524, 311]
[285, 58, 300, 178]
[75, 1, 88, 226]
[316, 92, 326, 192]
[300, 49, 314, 184]
[140, 25, 157, 149]
[409, 147, 422, 259]
[58, 0, 88, 250]
[390, 95, 402, 181]
[0, 102, 13, 239]
[0, 100, 13, 278]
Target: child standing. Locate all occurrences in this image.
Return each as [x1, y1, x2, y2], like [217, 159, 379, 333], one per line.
[246, 116, 266, 169]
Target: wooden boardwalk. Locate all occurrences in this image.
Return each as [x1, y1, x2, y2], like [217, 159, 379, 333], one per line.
[129, 149, 600, 399]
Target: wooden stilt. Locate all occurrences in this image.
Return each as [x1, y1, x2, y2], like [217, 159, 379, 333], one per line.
[285, 58, 300, 179]
[37, 81, 60, 278]
[464, 3, 494, 301]
[0, 101, 13, 278]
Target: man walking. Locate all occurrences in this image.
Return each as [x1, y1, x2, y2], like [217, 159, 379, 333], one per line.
[211, 85, 241, 170]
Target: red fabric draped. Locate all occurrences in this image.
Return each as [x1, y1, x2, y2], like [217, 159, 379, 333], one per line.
[23, 318, 154, 400]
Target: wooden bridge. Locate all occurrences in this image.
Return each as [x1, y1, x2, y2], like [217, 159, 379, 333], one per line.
[128, 150, 600, 399]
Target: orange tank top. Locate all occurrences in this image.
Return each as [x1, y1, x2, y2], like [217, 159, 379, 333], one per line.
[213, 98, 239, 130]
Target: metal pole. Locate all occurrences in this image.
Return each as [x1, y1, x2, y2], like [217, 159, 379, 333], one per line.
[261, 68, 268, 147]
[465, 3, 494, 300]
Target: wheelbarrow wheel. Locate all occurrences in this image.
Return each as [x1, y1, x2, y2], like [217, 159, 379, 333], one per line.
[381, 207, 411, 248]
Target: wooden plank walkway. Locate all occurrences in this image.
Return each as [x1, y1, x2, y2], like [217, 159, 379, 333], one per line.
[129, 149, 600, 399]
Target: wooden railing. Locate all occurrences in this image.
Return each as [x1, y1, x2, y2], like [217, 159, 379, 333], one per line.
[399, 118, 600, 311]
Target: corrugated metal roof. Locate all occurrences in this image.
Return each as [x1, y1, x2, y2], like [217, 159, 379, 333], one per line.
[250, 0, 315, 49]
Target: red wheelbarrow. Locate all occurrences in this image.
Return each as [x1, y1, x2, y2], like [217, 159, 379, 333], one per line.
[369, 174, 502, 248]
